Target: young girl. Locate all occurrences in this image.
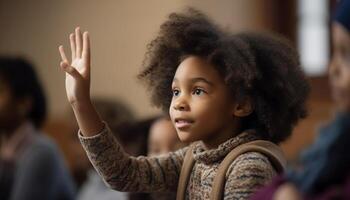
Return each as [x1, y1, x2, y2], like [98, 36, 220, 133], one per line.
[58, 9, 309, 199]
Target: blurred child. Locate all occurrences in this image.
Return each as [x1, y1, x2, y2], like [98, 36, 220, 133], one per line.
[68, 98, 135, 189]
[70, 98, 135, 200]
[148, 116, 187, 157]
[148, 116, 187, 200]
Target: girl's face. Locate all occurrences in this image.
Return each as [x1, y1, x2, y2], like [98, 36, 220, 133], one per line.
[169, 56, 239, 147]
[329, 23, 350, 113]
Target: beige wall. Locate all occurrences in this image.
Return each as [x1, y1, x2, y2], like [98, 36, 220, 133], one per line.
[0, 0, 272, 120]
[1, 0, 335, 161]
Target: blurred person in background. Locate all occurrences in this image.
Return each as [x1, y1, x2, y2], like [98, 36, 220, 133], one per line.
[148, 116, 187, 200]
[67, 98, 135, 190]
[251, 0, 350, 199]
[148, 116, 187, 157]
[0, 57, 76, 200]
[69, 98, 153, 200]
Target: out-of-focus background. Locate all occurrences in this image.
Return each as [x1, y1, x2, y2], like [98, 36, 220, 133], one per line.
[0, 0, 338, 186]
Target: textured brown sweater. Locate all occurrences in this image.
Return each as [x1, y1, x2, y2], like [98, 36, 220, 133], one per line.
[79, 124, 277, 199]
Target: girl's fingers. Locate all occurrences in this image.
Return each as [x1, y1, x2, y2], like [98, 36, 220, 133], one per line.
[75, 27, 82, 58]
[60, 61, 80, 78]
[82, 32, 90, 63]
[59, 45, 69, 63]
[70, 33, 76, 60]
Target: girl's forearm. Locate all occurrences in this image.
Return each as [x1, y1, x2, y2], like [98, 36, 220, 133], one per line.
[59, 28, 100, 136]
[71, 100, 104, 137]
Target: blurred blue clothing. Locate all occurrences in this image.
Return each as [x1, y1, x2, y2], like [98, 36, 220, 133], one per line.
[335, 0, 350, 31]
[0, 122, 76, 200]
[77, 169, 128, 200]
[287, 112, 350, 194]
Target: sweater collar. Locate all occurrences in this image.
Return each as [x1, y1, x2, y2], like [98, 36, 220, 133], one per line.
[192, 129, 260, 164]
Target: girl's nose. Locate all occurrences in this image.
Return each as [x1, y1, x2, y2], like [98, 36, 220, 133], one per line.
[173, 97, 189, 111]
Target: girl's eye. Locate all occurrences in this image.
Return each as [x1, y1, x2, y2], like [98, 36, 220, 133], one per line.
[172, 89, 180, 97]
[192, 88, 205, 96]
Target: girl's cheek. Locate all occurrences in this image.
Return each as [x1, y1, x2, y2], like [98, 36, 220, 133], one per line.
[169, 102, 174, 114]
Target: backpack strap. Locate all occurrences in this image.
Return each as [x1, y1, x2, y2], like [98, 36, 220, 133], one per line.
[210, 140, 286, 200]
[176, 144, 196, 200]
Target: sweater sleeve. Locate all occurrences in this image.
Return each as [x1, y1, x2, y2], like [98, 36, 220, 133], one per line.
[223, 152, 277, 200]
[79, 123, 186, 192]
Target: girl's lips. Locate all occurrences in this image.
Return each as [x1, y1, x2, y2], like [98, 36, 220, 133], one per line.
[174, 119, 194, 130]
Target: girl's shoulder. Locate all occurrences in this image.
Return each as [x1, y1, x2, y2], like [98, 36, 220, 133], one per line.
[222, 152, 277, 199]
[226, 151, 276, 179]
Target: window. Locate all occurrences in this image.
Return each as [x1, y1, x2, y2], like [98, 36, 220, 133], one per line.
[297, 0, 330, 76]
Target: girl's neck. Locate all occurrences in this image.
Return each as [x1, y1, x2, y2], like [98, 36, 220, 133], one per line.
[201, 123, 242, 150]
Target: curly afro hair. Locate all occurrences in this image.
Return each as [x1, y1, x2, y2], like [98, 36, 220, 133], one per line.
[138, 8, 310, 143]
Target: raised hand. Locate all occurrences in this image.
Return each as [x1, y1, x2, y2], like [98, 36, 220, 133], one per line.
[59, 27, 103, 136]
[59, 27, 91, 105]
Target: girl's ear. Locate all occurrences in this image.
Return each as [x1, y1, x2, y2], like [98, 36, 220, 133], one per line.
[232, 96, 254, 117]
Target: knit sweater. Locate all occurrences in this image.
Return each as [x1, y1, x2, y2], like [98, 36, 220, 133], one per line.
[79, 124, 277, 200]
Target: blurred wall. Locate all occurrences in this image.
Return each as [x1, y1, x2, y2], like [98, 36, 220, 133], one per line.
[0, 0, 276, 119]
[0, 0, 330, 162]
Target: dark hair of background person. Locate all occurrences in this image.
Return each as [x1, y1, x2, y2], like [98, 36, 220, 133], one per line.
[0, 57, 47, 128]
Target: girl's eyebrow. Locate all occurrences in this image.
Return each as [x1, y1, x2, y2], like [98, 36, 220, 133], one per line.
[190, 77, 214, 86]
[172, 77, 214, 86]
